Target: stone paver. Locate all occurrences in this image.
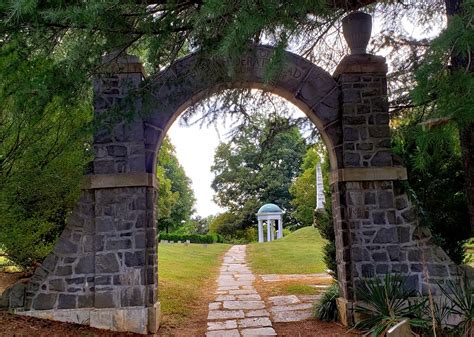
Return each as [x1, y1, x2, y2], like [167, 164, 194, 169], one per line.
[261, 274, 327, 323]
[208, 320, 238, 331]
[208, 310, 245, 320]
[209, 302, 222, 310]
[238, 317, 272, 328]
[298, 294, 321, 302]
[272, 310, 313, 323]
[246, 310, 270, 317]
[270, 303, 313, 312]
[206, 245, 274, 337]
[241, 327, 277, 336]
[268, 295, 299, 306]
[223, 301, 265, 310]
[207, 329, 241, 337]
[206, 247, 327, 335]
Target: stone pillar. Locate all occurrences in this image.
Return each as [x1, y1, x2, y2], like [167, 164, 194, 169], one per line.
[258, 220, 264, 243]
[332, 11, 462, 326]
[89, 54, 160, 334]
[270, 220, 274, 241]
[267, 221, 272, 242]
[7, 54, 160, 335]
[332, 49, 392, 305]
[277, 218, 283, 239]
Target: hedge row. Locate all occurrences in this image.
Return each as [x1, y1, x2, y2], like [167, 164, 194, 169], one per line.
[159, 233, 222, 244]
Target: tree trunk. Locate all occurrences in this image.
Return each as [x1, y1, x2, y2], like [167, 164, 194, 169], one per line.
[460, 125, 474, 233]
[445, 0, 474, 233]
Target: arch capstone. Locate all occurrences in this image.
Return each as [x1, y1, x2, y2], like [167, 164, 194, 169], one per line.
[1, 45, 465, 334]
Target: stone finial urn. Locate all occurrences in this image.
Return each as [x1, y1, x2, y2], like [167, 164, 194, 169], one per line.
[342, 11, 372, 55]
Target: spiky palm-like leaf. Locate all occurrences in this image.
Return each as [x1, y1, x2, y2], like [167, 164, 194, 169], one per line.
[355, 274, 426, 336]
[314, 283, 339, 321]
[438, 280, 474, 337]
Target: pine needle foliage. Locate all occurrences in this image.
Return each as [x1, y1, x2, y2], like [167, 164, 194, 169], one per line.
[393, 118, 470, 264]
[411, 2, 474, 129]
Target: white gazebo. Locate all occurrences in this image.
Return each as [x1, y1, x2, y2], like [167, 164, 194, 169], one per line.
[256, 203, 284, 243]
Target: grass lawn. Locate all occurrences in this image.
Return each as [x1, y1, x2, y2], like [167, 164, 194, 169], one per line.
[0, 250, 20, 273]
[247, 226, 327, 274]
[285, 283, 319, 295]
[158, 242, 230, 329]
[0, 255, 8, 266]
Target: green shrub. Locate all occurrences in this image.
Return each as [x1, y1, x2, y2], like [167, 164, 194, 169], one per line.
[282, 228, 292, 237]
[224, 228, 254, 243]
[322, 240, 337, 274]
[0, 149, 85, 270]
[208, 212, 260, 243]
[314, 283, 339, 321]
[159, 233, 221, 244]
[0, 218, 58, 271]
[313, 154, 337, 278]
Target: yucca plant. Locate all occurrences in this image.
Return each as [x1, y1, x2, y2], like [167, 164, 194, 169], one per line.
[438, 280, 474, 337]
[314, 283, 339, 321]
[354, 274, 426, 336]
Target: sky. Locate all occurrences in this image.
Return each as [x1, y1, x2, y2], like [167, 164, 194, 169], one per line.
[167, 121, 229, 217]
[168, 105, 308, 218]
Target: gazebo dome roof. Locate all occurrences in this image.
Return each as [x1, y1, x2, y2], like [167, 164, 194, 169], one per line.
[257, 203, 283, 214]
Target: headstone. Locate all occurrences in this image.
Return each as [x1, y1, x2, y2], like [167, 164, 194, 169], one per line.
[177, 240, 182, 244]
[170, 241, 174, 244]
[185, 240, 190, 245]
[161, 240, 168, 244]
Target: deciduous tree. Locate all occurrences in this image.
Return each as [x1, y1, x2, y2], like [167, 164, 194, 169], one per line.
[211, 114, 306, 232]
[156, 137, 195, 233]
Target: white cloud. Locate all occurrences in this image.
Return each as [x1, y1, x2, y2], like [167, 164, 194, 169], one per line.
[167, 121, 228, 217]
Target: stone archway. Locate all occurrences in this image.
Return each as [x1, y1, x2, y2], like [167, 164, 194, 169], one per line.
[4, 43, 462, 334]
[141, 45, 342, 172]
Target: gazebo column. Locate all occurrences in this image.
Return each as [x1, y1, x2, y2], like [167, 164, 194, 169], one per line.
[277, 217, 283, 239]
[271, 220, 276, 240]
[258, 220, 264, 243]
[266, 220, 272, 242]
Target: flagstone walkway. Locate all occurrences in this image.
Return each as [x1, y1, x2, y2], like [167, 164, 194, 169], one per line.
[206, 245, 276, 337]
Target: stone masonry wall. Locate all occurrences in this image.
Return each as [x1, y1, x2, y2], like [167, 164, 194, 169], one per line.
[346, 181, 461, 295]
[92, 61, 148, 175]
[339, 63, 392, 168]
[21, 190, 96, 311]
[16, 187, 158, 312]
[92, 186, 157, 310]
[2, 56, 159, 334]
[334, 55, 462, 302]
